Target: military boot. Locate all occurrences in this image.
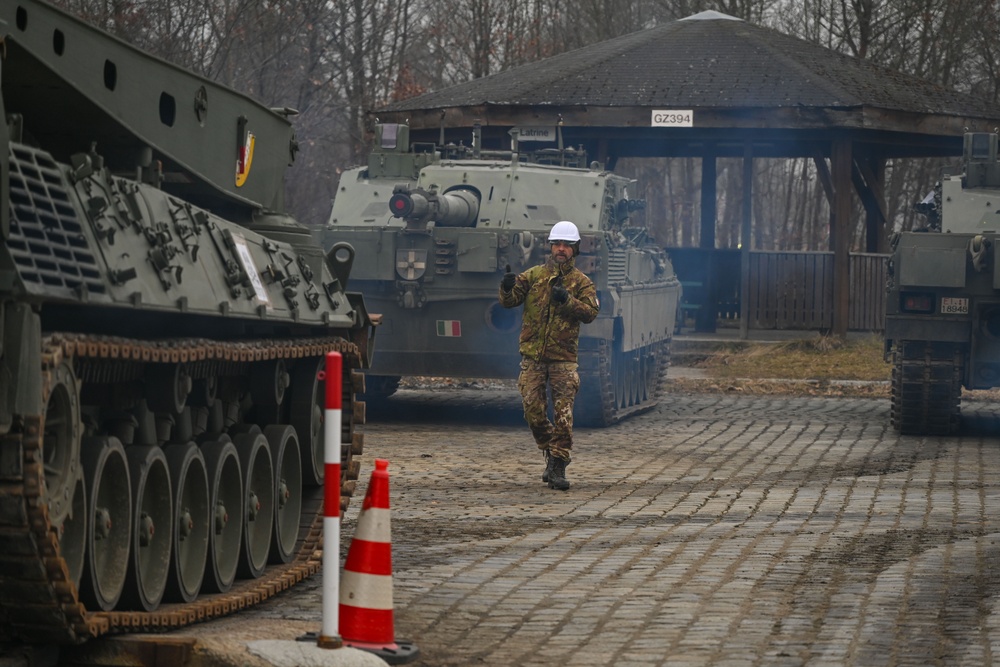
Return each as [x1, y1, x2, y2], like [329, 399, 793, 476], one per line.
[542, 450, 554, 483]
[548, 456, 570, 491]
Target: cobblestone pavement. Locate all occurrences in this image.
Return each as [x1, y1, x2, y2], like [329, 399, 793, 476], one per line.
[215, 385, 1000, 667]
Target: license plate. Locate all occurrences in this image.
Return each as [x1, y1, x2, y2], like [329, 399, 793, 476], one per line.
[940, 297, 969, 314]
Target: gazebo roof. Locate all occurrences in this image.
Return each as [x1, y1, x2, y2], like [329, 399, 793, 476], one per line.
[376, 11, 1000, 158]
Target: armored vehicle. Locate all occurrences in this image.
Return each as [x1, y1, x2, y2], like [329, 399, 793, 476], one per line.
[0, 0, 375, 642]
[322, 123, 679, 425]
[886, 131, 1000, 434]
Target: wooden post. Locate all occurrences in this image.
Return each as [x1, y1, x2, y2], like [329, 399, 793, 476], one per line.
[831, 139, 852, 338]
[699, 152, 718, 332]
[860, 157, 887, 252]
[700, 153, 717, 249]
[739, 142, 753, 340]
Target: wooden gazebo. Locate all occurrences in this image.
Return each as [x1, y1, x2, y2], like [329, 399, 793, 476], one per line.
[374, 10, 1000, 336]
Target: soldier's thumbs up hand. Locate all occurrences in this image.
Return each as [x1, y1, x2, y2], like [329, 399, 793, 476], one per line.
[501, 264, 517, 292]
[551, 275, 569, 304]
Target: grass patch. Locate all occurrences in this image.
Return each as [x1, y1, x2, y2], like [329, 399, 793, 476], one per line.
[694, 333, 890, 382]
[665, 376, 890, 398]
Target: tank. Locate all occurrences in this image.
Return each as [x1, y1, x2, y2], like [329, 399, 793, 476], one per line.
[885, 131, 1000, 434]
[321, 123, 680, 425]
[0, 0, 376, 642]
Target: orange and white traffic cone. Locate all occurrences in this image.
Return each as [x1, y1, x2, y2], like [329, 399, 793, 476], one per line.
[340, 459, 419, 664]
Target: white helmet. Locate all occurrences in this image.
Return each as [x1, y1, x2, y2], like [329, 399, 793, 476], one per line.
[549, 220, 581, 243]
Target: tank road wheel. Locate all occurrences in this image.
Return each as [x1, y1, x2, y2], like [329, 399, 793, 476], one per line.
[613, 347, 643, 410]
[79, 436, 132, 611]
[42, 360, 82, 527]
[638, 349, 652, 402]
[890, 340, 963, 435]
[629, 348, 648, 405]
[250, 359, 290, 424]
[201, 439, 242, 593]
[288, 354, 363, 508]
[62, 476, 87, 589]
[145, 363, 192, 415]
[120, 446, 172, 611]
[648, 345, 660, 397]
[573, 339, 609, 427]
[289, 358, 325, 486]
[163, 443, 209, 603]
[251, 359, 290, 407]
[651, 340, 670, 402]
[264, 425, 302, 564]
[640, 343, 665, 402]
[576, 339, 669, 428]
[612, 346, 627, 409]
[234, 432, 274, 579]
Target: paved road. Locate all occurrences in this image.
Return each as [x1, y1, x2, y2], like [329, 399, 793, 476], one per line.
[235, 385, 1000, 667]
[50, 384, 1000, 667]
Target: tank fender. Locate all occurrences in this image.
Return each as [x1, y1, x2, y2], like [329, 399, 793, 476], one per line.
[600, 288, 622, 318]
[616, 282, 679, 353]
[581, 290, 620, 341]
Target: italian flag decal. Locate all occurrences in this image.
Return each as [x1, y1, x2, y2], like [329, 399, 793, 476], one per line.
[436, 320, 461, 337]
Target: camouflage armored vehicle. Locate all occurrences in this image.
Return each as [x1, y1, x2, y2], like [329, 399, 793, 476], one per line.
[322, 123, 679, 425]
[885, 131, 1000, 434]
[0, 0, 375, 642]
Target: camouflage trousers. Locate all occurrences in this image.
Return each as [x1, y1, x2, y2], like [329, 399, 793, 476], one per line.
[516, 358, 580, 462]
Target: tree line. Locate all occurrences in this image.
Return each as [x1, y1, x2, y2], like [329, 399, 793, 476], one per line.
[51, 0, 1000, 251]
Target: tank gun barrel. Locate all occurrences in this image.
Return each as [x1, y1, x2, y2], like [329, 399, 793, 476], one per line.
[389, 186, 480, 229]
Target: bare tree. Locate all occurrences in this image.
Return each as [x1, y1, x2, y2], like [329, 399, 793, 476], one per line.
[47, 0, 1000, 241]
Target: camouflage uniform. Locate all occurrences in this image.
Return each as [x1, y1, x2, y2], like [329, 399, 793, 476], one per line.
[498, 255, 599, 461]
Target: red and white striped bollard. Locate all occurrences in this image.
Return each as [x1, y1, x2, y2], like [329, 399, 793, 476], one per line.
[319, 351, 342, 649]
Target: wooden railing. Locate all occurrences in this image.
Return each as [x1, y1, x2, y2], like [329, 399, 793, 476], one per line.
[666, 248, 888, 332]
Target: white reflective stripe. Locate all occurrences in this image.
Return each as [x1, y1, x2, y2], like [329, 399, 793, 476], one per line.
[340, 571, 394, 610]
[354, 508, 392, 542]
[324, 408, 342, 464]
[322, 516, 340, 637]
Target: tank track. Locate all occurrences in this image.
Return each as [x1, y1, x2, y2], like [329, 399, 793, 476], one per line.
[576, 338, 671, 427]
[0, 333, 364, 643]
[890, 340, 963, 435]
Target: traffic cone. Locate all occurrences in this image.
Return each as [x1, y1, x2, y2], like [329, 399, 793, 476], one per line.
[340, 459, 419, 664]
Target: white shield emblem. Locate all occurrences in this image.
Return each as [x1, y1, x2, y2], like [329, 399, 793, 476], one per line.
[396, 249, 427, 280]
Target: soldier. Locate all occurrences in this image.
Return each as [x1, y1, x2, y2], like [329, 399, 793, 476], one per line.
[499, 220, 600, 490]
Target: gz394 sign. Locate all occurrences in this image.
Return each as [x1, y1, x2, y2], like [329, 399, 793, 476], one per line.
[651, 110, 693, 127]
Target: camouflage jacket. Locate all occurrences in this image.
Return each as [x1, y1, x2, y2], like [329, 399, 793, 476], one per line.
[498, 256, 599, 362]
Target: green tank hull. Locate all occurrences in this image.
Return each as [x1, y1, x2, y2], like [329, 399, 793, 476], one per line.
[885, 132, 1000, 434]
[0, 0, 375, 642]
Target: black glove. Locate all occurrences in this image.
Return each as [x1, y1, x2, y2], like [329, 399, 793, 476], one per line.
[501, 264, 516, 292]
[551, 277, 568, 304]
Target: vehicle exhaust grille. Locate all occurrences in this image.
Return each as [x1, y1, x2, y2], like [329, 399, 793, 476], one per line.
[7, 146, 106, 296]
[607, 249, 627, 284]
